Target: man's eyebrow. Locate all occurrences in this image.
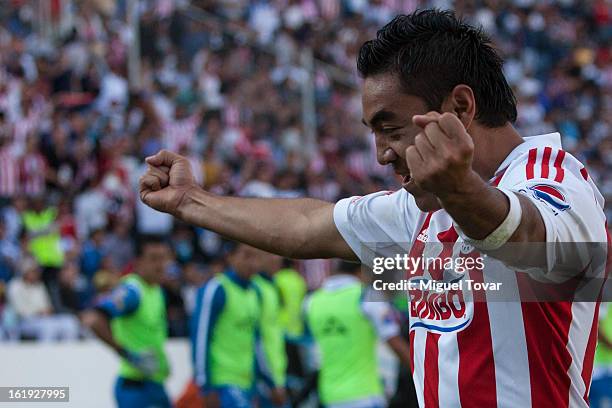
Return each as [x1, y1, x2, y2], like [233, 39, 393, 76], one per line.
[362, 110, 398, 128]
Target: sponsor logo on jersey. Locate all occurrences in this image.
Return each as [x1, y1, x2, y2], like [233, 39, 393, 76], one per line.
[528, 184, 570, 212]
[408, 275, 473, 333]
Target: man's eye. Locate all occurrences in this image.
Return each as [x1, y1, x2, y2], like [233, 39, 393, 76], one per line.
[382, 127, 400, 134]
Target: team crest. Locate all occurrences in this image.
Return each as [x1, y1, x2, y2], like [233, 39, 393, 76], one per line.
[527, 184, 571, 213]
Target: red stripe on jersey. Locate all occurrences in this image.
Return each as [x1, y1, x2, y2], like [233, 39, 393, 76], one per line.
[409, 330, 415, 375]
[423, 332, 440, 408]
[429, 226, 458, 280]
[456, 268, 497, 408]
[541, 146, 552, 178]
[491, 168, 507, 187]
[554, 150, 566, 182]
[517, 280, 574, 408]
[580, 167, 589, 181]
[406, 212, 434, 277]
[526, 148, 537, 180]
[582, 305, 600, 404]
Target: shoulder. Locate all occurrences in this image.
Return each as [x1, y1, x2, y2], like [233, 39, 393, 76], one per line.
[197, 276, 226, 306]
[198, 276, 223, 295]
[302, 291, 320, 315]
[333, 188, 419, 235]
[335, 189, 414, 216]
[499, 145, 585, 186]
[498, 140, 607, 241]
[333, 189, 422, 265]
[121, 274, 144, 293]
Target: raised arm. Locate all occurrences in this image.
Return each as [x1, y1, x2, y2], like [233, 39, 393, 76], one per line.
[139, 150, 356, 261]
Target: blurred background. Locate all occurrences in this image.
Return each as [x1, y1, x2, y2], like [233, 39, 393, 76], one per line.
[0, 0, 610, 406]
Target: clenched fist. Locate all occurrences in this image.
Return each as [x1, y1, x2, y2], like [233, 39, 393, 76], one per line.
[406, 112, 477, 199]
[139, 150, 197, 214]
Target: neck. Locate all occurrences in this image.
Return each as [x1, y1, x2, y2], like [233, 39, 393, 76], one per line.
[137, 271, 157, 285]
[471, 124, 523, 180]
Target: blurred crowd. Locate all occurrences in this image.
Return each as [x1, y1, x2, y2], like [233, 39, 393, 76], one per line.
[0, 0, 611, 341]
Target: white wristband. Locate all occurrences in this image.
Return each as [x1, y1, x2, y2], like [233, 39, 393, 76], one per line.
[454, 187, 523, 251]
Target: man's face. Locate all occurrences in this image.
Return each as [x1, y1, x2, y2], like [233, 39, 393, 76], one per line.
[229, 244, 261, 280]
[361, 72, 440, 211]
[139, 243, 172, 283]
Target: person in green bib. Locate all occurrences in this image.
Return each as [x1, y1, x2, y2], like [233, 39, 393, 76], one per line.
[22, 197, 64, 285]
[274, 260, 307, 341]
[81, 236, 172, 408]
[590, 303, 612, 407]
[304, 261, 411, 408]
[252, 252, 288, 407]
[191, 243, 284, 408]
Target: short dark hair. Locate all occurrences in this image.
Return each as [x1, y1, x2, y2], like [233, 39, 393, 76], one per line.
[136, 234, 167, 257]
[357, 9, 517, 127]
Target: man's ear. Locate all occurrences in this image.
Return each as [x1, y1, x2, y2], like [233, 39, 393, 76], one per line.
[440, 84, 476, 131]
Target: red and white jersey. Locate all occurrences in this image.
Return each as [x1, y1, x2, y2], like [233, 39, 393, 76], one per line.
[334, 133, 609, 407]
[0, 147, 19, 197]
[161, 114, 200, 153]
[20, 152, 46, 197]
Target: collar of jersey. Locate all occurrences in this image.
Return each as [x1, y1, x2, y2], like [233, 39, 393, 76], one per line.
[489, 132, 562, 182]
[224, 269, 252, 289]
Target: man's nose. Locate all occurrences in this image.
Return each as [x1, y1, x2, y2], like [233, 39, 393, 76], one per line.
[377, 147, 398, 165]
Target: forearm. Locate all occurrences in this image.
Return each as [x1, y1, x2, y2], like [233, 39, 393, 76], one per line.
[387, 335, 411, 368]
[81, 310, 123, 356]
[175, 187, 351, 259]
[438, 171, 545, 243]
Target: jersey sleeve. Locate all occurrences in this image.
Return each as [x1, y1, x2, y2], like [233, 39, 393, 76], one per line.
[360, 297, 401, 341]
[497, 147, 607, 281]
[191, 278, 226, 394]
[334, 190, 420, 266]
[95, 282, 141, 318]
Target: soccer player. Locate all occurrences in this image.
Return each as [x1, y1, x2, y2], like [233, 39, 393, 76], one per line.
[252, 252, 288, 407]
[304, 261, 411, 408]
[274, 259, 308, 393]
[81, 236, 172, 408]
[191, 243, 284, 408]
[140, 10, 608, 407]
[274, 259, 307, 341]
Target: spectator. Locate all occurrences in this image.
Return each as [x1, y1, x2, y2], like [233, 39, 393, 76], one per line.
[162, 262, 188, 337]
[7, 257, 79, 341]
[0, 0, 609, 347]
[101, 221, 136, 271]
[171, 224, 196, 264]
[80, 228, 106, 280]
[181, 262, 208, 317]
[51, 261, 92, 313]
[0, 217, 21, 282]
[21, 196, 65, 286]
[0, 117, 19, 202]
